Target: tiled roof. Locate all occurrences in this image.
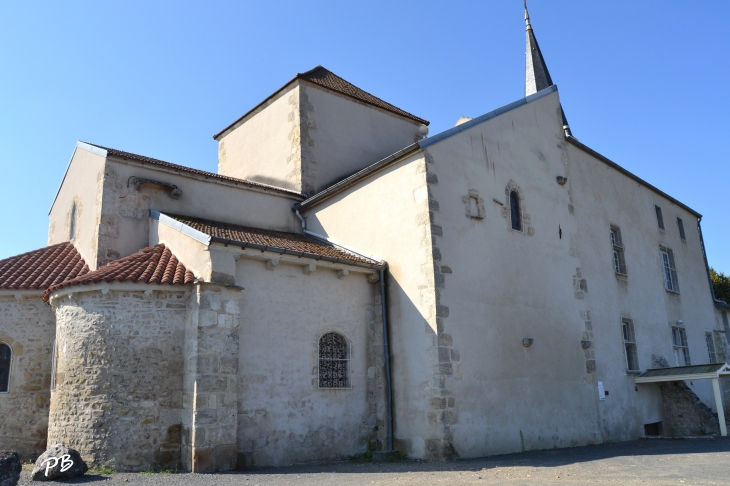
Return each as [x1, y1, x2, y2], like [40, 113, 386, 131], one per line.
[297, 66, 429, 125]
[82, 143, 304, 198]
[213, 65, 428, 139]
[167, 213, 381, 267]
[43, 244, 194, 301]
[0, 242, 89, 291]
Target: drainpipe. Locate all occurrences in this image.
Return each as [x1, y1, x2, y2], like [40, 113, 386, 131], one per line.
[380, 267, 394, 451]
[294, 209, 306, 230]
[698, 216, 726, 307]
[294, 205, 395, 449]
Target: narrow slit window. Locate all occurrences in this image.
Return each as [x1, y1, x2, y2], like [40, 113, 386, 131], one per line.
[509, 190, 522, 232]
[469, 197, 479, 218]
[655, 205, 665, 230]
[622, 319, 639, 371]
[0, 343, 11, 393]
[722, 311, 729, 336]
[677, 218, 686, 240]
[660, 246, 679, 293]
[50, 339, 58, 392]
[318, 332, 350, 388]
[706, 332, 717, 363]
[610, 225, 627, 275]
[69, 202, 78, 240]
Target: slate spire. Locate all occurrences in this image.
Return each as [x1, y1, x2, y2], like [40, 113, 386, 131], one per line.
[524, 1, 553, 96]
[524, 2, 572, 135]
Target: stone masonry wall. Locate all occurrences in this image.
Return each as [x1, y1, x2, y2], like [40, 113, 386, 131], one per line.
[48, 288, 188, 471]
[659, 381, 720, 437]
[181, 283, 240, 473]
[0, 294, 55, 459]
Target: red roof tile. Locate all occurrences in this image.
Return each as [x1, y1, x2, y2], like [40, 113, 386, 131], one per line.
[0, 243, 89, 291]
[83, 143, 304, 198]
[43, 244, 194, 301]
[167, 214, 381, 267]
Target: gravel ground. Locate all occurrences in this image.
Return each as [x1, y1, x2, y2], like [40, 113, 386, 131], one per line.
[18, 438, 730, 485]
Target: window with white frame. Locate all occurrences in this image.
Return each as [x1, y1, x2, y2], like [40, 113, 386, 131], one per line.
[0, 343, 10, 392]
[660, 246, 679, 293]
[677, 217, 686, 241]
[655, 205, 665, 230]
[622, 319, 639, 371]
[318, 332, 350, 388]
[672, 326, 690, 366]
[705, 332, 717, 363]
[610, 225, 627, 275]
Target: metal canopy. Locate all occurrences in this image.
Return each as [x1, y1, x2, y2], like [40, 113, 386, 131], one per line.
[635, 363, 730, 383]
[634, 363, 730, 437]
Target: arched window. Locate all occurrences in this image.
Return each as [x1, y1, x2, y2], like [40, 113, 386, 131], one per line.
[509, 190, 522, 231]
[0, 343, 11, 393]
[318, 332, 350, 388]
[69, 202, 78, 240]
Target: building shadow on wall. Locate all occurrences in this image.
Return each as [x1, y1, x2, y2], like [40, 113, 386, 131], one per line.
[239, 438, 730, 476]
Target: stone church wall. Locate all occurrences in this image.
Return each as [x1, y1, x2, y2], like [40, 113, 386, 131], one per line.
[48, 287, 189, 471]
[234, 257, 385, 467]
[0, 293, 55, 459]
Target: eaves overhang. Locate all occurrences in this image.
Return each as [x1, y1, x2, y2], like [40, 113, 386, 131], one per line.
[565, 136, 701, 219]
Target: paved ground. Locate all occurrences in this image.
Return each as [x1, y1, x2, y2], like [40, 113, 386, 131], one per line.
[19, 438, 730, 485]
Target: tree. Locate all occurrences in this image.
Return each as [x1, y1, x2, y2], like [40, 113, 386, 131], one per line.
[710, 267, 730, 303]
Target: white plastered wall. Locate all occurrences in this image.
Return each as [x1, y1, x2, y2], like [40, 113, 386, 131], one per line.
[48, 146, 106, 269]
[566, 140, 720, 436]
[216, 83, 302, 191]
[299, 82, 422, 193]
[421, 90, 604, 456]
[234, 257, 384, 466]
[303, 153, 441, 459]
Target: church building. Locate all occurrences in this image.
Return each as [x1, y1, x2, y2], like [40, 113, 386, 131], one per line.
[1, 7, 728, 472]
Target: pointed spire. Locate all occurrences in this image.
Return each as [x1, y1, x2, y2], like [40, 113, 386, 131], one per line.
[524, 1, 553, 97]
[524, 2, 572, 136]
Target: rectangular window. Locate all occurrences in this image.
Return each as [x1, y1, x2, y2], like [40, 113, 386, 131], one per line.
[677, 217, 686, 240]
[610, 225, 627, 275]
[672, 326, 691, 366]
[706, 332, 717, 363]
[655, 205, 665, 230]
[660, 246, 679, 293]
[722, 311, 729, 336]
[622, 319, 639, 371]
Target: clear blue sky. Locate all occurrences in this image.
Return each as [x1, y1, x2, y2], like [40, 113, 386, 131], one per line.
[0, 1, 728, 273]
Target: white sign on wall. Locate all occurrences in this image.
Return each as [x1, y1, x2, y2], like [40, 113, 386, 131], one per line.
[597, 381, 606, 401]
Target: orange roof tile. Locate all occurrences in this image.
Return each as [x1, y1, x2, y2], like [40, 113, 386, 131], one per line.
[0, 242, 89, 291]
[167, 213, 381, 267]
[43, 244, 194, 301]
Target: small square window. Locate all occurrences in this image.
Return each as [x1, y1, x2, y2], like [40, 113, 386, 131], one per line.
[655, 205, 665, 231]
[677, 218, 686, 240]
